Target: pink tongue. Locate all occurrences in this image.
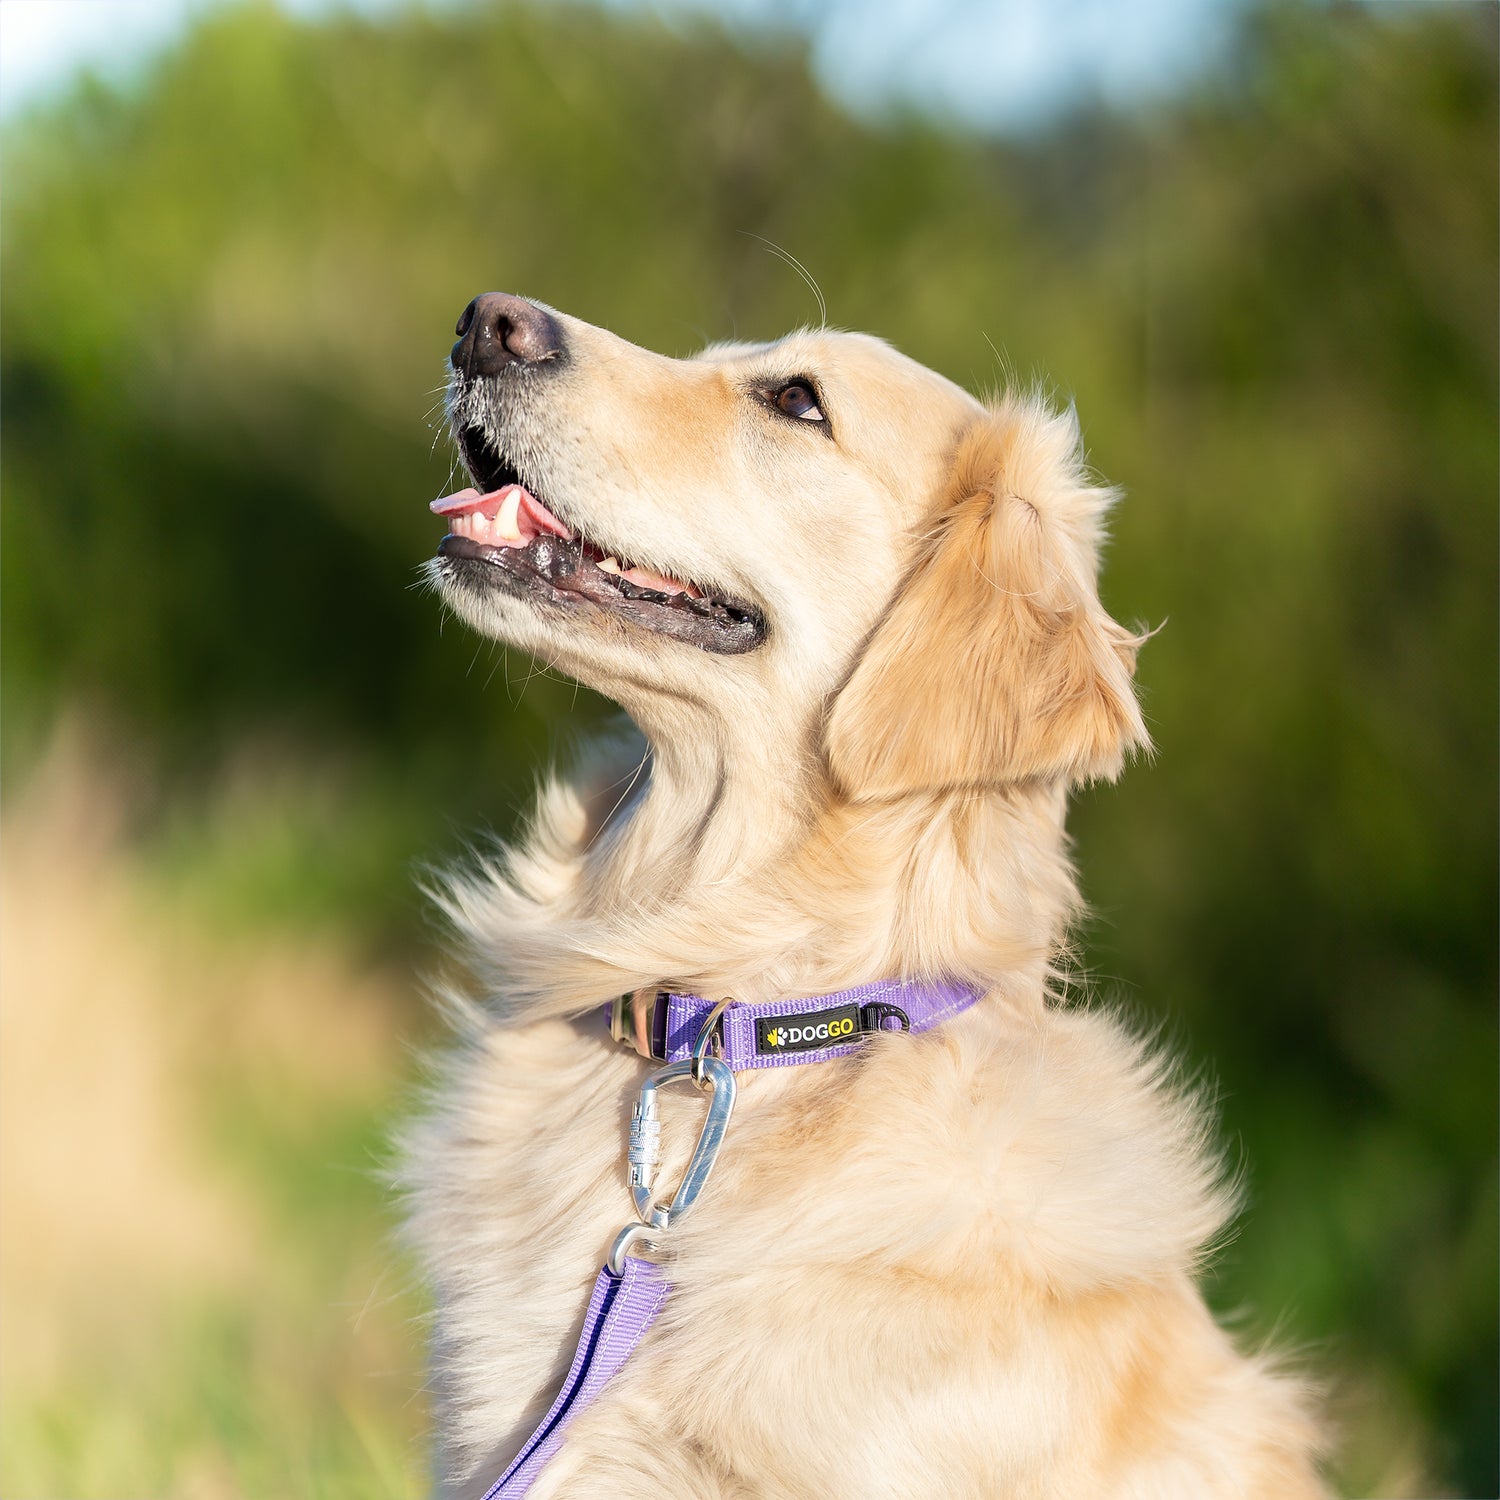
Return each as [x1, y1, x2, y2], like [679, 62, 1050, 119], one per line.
[429, 484, 574, 539]
[429, 486, 488, 517]
[427, 484, 697, 595]
[618, 563, 701, 598]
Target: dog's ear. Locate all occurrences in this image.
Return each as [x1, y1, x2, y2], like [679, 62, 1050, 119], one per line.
[825, 397, 1150, 799]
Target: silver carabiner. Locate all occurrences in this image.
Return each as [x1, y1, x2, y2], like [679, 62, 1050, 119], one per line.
[627, 1056, 736, 1230]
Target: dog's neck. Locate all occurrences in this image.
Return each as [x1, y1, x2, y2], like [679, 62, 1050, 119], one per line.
[439, 716, 1081, 1024]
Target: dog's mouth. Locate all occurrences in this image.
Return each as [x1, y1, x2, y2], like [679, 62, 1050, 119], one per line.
[433, 426, 766, 655]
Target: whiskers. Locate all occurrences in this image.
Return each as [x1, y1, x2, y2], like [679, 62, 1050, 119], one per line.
[742, 232, 828, 329]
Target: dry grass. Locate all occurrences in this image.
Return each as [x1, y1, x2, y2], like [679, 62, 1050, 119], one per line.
[1, 735, 429, 1497]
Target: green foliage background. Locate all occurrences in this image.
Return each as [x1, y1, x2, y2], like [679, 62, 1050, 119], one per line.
[3, 1, 1495, 1494]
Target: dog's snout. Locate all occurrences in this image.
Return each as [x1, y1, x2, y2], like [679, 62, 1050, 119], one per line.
[451, 293, 563, 377]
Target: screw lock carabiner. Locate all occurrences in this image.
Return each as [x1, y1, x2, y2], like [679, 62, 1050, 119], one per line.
[627, 1056, 736, 1230]
[610, 998, 738, 1272]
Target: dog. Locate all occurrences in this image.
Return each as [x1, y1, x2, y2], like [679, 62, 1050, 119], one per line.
[400, 294, 1329, 1498]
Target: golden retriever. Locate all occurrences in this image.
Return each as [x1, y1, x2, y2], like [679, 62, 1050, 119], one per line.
[400, 294, 1329, 1498]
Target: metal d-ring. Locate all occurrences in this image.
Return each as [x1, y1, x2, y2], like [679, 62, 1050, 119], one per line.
[690, 997, 734, 1087]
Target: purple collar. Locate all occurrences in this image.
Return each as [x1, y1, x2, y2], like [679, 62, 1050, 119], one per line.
[607, 976, 984, 1072]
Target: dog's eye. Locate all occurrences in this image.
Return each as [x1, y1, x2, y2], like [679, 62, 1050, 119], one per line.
[773, 381, 825, 423]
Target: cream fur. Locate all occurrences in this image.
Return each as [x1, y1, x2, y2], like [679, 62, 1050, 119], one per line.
[399, 311, 1330, 1497]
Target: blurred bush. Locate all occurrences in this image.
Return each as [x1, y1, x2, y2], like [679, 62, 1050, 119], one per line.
[2, 0, 1494, 1494]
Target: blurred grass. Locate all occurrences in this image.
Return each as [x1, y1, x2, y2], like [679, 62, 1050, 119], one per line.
[1, 0, 1495, 1494]
[1, 732, 429, 1498]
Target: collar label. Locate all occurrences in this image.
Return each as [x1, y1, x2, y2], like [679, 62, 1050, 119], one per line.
[755, 1002, 862, 1056]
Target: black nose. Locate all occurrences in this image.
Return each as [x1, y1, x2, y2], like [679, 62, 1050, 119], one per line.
[451, 293, 563, 377]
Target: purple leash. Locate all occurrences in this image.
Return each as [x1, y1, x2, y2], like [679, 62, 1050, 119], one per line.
[481, 1255, 668, 1499]
[482, 977, 984, 1497]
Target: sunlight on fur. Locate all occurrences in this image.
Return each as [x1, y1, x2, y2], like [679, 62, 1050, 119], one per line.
[402, 309, 1331, 1498]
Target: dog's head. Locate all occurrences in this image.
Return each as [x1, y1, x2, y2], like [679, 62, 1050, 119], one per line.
[430, 293, 1147, 796]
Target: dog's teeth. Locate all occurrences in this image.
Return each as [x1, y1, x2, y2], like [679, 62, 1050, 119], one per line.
[496, 489, 523, 541]
[596, 557, 621, 574]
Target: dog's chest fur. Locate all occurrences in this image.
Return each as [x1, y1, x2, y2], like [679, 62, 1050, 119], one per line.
[403, 998, 1322, 1500]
